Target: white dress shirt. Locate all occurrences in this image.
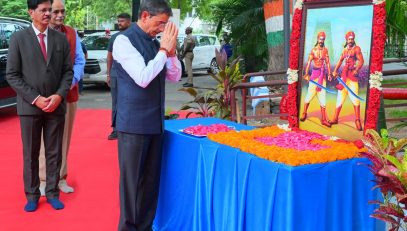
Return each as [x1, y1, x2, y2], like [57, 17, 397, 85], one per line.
[112, 34, 181, 88]
[31, 23, 49, 52]
[31, 23, 49, 104]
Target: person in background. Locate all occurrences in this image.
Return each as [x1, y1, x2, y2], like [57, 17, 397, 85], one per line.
[78, 30, 87, 95]
[6, 0, 73, 211]
[220, 37, 233, 60]
[112, 0, 181, 229]
[181, 26, 195, 87]
[106, 13, 131, 140]
[38, 0, 85, 196]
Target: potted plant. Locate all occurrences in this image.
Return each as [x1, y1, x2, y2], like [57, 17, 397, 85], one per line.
[178, 87, 216, 118]
[361, 129, 407, 230]
[179, 49, 242, 120]
[209, 48, 242, 119]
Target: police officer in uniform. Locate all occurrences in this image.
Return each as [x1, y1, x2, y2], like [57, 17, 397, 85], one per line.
[181, 27, 196, 87]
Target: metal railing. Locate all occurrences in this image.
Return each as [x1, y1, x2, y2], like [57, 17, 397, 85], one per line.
[230, 63, 407, 125]
[230, 70, 287, 125]
[385, 43, 407, 58]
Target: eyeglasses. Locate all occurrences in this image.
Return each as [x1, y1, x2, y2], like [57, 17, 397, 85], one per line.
[152, 19, 167, 27]
[148, 15, 168, 27]
[36, 7, 52, 14]
[52, 9, 65, 14]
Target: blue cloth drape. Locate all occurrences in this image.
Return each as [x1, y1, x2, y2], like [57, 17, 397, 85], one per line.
[153, 118, 385, 231]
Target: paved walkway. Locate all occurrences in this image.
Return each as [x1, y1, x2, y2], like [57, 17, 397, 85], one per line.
[166, 72, 218, 110]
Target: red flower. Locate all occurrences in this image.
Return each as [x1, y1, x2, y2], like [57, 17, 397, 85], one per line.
[353, 139, 365, 149]
[365, 88, 381, 130]
[287, 83, 299, 128]
[289, 8, 303, 70]
[369, 4, 386, 74]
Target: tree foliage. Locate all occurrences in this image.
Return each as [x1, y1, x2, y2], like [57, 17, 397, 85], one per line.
[386, 0, 407, 35]
[65, 0, 87, 29]
[0, 0, 30, 21]
[210, 0, 268, 72]
[168, 0, 193, 19]
[385, 0, 407, 57]
[90, 0, 131, 23]
[193, 0, 217, 21]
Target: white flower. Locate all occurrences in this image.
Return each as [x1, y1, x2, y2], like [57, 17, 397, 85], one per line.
[372, 0, 385, 5]
[294, 0, 304, 10]
[277, 124, 291, 131]
[287, 68, 299, 84]
[369, 71, 383, 90]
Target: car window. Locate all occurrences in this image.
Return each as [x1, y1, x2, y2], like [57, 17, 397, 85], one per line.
[197, 36, 211, 46]
[83, 36, 110, 50]
[207, 37, 216, 45]
[0, 22, 25, 49]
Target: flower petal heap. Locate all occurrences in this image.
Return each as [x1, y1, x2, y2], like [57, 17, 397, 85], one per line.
[208, 126, 365, 166]
[183, 124, 234, 136]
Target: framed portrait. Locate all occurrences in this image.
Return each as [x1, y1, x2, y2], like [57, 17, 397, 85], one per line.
[296, 0, 378, 141]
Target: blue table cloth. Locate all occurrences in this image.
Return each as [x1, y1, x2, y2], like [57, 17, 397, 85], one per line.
[153, 118, 385, 231]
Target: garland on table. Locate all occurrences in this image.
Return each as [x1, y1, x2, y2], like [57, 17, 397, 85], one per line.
[208, 126, 365, 166]
[286, 0, 387, 132]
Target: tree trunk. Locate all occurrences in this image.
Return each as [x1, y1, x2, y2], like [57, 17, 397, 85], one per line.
[132, 0, 141, 22]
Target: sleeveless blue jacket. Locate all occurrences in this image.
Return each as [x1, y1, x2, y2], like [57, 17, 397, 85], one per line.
[114, 23, 166, 134]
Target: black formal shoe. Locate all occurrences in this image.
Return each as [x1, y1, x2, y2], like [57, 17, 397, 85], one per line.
[182, 83, 193, 87]
[108, 131, 117, 140]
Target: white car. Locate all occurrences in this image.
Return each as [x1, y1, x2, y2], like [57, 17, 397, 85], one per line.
[83, 32, 220, 84]
[178, 34, 220, 74]
[82, 31, 118, 85]
[158, 34, 221, 75]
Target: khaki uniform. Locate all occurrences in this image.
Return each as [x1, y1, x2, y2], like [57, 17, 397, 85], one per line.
[182, 34, 196, 84]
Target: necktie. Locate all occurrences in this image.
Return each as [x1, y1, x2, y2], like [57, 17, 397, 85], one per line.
[38, 33, 47, 61]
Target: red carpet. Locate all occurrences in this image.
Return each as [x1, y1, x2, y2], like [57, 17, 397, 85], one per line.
[0, 109, 119, 231]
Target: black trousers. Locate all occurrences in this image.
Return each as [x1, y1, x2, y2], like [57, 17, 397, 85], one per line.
[19, 114, 65, 201]
[110, 75, 117, 130]
[118, 132, 164, 231]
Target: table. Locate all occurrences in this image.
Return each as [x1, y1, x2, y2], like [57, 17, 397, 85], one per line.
[153, 118, 385, 231]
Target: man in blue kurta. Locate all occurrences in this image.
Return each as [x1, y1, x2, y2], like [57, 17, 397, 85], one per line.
[112, 0, 181, 230]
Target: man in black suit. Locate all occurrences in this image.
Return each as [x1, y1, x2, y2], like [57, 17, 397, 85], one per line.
[6, 0, 72, 212]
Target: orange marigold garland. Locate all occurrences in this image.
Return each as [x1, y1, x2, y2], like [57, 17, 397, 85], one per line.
[208, 126, 365, 166]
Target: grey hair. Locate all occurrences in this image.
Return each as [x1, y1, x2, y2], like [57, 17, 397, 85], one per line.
[138, 0, 172, 19]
